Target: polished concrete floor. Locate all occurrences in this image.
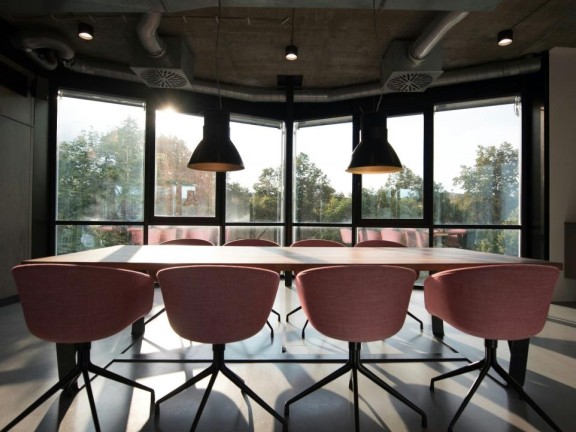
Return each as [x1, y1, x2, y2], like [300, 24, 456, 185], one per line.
[1, 283, 575, 432]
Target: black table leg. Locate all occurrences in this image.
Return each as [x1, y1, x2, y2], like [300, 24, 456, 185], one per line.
[131, 317, 145, 337]
[432, 315, 445, 338]
[508, 338, 529, 386]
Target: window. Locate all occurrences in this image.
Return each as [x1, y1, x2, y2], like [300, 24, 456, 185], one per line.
[56, 92, 145, 254]
[155, 110, 216, 217]
[433, 98, 521, 255]
[226, 119, 284, 224]
[292, 119, 352, 242]
[361, 114, 424, 220]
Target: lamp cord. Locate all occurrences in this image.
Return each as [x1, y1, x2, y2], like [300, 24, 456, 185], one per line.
[291, 8, 295, 45]
[216, 0, 222, 109]
[374, 0, 385, 112]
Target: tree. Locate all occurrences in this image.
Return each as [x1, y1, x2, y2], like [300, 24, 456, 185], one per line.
[362, 167, 423, 219]
[294, 153, 337, 222]
[156, 134, 216, 217]
[252, 167, 282, 222]
[452, 142, 519, 224]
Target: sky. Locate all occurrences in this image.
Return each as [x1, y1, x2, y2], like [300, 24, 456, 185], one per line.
[57, 96, 521, 195]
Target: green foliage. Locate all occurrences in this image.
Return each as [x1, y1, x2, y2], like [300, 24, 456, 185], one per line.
[57, 117, 144, 221]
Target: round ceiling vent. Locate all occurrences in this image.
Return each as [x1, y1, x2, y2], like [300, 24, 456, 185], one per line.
[385, 73, 434, 92]
[139, 68, 188, 89]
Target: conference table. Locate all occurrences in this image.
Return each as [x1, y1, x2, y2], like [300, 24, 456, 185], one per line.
[24, 244, 562, 386]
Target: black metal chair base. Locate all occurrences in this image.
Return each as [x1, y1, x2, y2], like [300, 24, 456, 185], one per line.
[1, 342, 155, 432]
[430, 339, 562, 432]
[284, 342, 427, 432]
[155, 344, 286, 432]
[407, 311, 424, 331]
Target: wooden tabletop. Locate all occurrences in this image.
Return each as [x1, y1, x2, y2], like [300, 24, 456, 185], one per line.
[24, 245, 563, 274]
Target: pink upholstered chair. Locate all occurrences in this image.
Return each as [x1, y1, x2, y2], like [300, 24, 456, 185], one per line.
[8, 264, 155, 431]
[147, 238, 215, 324]
[284, 265, 427, 431]
[224, 238, 282, 337]
[425, 264, 562, 432]
[355, 240, 424, 330]
[155, 265, 286, 431]
[286, 239, 346, 338]
[160, 238, 215, 246]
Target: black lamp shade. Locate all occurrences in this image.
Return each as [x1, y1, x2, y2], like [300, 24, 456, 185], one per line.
[346, 111, 403, 174]
[187, 109, 245, 172]
[497, 29, 513, 46]
[78, 23, 94, 40]
[285, 45, 298, 61]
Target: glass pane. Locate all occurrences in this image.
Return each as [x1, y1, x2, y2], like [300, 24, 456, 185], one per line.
[294, 121, 352, 223]
[155, 111, 216, 217]
[56, 96, 145, 221]
[434, 101, 521, 225]
[56, 225, 141, 254]
[149, 225, 219, 244]
[433, 228, 520, 256]
[226, 121, 284, 222]
[355, 227, 428, 246]
[362, 114, 424, 219]
[293, 226, 346, 243]
[225, 226, 283, 244]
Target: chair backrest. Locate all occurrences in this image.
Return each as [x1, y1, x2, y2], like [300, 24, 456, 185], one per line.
[380, 229, 406, 244]
[12, 264, 154, 344]
[224, 238, 279, 247]
[295, 265, 416, 342]
[157, 265, 280, 344]
[291, 239, 344, 247]
[424, 264, 560, 340]
[160, 238, 214, 246]
[355, 240, 406, 248]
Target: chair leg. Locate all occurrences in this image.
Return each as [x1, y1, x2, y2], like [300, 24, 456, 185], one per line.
[351, 365, 360, 432]
[144, 307, 166, 325]
[284, 360, 353, 417]
[447, 357, 492, 431]
[285, 342, 427, 430]
[190, 371, 219, 432]
[156, 364, 215, 411]
[301, 319, 309, 339]
[407, 310, 424, 331]
[156, 345, 285, 432]
[431, 339, 562, 432]
[271, 308, 281, 322]
[286, 305, 301, 322]
[81, 367, 101, 432]
[0, 364, 83, 432]
[358, 362, 427, 427]
[430, 358, 486, 390]
[491, 353, 563, 432]
[265, 320, 275, 339]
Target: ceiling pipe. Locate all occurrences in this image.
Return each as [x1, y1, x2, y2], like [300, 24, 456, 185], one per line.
[63, 55, 541, 103]
[409, 11, 469, 62]
[136, 12, 167, 58]
[13, 31, 75, 71]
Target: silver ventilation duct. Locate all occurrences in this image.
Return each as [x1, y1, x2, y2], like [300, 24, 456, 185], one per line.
[380, 11, 469, 93]
[130, 37, 194, 89]
[130, 13, 194, 89]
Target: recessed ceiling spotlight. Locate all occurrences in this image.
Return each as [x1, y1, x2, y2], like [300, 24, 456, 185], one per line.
[78, 23, 94, 41]
[497, 29, 513, 47]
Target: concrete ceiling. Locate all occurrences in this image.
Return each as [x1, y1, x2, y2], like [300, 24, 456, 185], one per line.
[1, 0, 575, 100]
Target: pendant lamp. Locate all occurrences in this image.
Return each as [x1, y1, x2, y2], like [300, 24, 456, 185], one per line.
[346, 111, 403, 174]
[187, 109, 244, 172]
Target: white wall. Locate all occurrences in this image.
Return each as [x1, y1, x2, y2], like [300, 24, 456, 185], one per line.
[549, 47, 576, 301]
